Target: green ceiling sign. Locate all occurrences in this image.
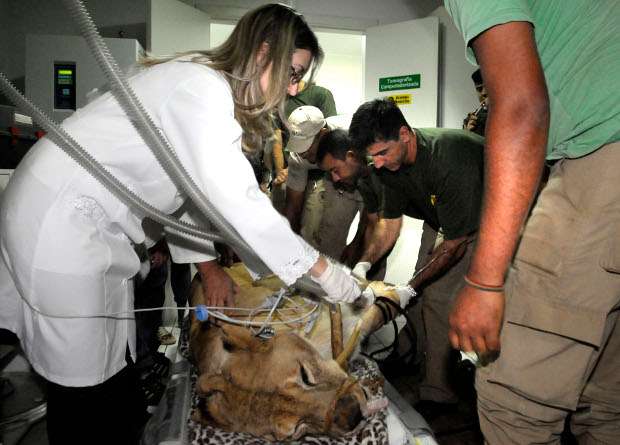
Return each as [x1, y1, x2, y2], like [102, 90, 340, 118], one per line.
[379, 74, 421, 92]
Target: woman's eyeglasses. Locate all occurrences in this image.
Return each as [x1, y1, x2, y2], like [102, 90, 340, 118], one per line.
[290, 66, 305, 85]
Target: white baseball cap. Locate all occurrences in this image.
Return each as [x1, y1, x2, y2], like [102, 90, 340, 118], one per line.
[286, 106, 326, 154]
[325, 114, 351, 131]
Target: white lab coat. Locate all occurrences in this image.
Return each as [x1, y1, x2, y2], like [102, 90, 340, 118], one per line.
[0, 59, 318, 386]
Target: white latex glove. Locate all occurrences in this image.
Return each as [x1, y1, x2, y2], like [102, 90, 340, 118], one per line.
[393, 285, 417, 308]
[353, 286, 376, 309]
[312, 260, 362, 304]
[351, 261, 372, 280]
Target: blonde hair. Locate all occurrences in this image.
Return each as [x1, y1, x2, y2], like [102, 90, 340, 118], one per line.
[142, 4, 322, 153]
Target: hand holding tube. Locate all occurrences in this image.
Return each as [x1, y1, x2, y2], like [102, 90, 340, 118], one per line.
[351, 261, 372, 280]
[311, 259, 362, 304]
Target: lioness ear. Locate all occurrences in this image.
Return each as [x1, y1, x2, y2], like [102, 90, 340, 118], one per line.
[196, 373, 229, 396]
[221, 324, 271, 353]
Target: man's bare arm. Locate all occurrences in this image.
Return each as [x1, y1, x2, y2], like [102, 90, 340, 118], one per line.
[359, 216, 402, 265]
[410, 235, 470, 290]
[448, 21, 550, 356]
[284, 187, 305, 233]
[272, 129, 288, 185]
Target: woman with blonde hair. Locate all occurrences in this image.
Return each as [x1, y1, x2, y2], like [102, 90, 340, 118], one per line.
[0, 4, 360, 443]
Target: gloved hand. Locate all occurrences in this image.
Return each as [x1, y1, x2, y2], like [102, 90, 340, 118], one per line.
[351, 261, 372, 280]
[312, 260, 362, 304]
[393, 285, 417, 308]
[353, 286, 376, 309]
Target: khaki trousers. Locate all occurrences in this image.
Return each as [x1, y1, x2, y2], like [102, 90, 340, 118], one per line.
[300, 178, 364, 260]
[476, 141, 620, 444]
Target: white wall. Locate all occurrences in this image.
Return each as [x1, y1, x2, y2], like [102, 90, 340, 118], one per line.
[312, 31, 364, 116]
[210, 24, 364, 116]
[365, 17, 439, 128]
[1, 0, 442, 98]
[430, 6, 479, 129]
[0, 0, 147, 98]
[25, 35, 142, 123]
[148, 0, 210, 56]
[196, 0, 441, 30]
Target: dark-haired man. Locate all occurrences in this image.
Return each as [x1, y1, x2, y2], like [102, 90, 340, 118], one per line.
[346, 97, 485, 414]
[463, 69, 487, 136]
[283, 106, 363, 259]
[316, 129, 389, 280]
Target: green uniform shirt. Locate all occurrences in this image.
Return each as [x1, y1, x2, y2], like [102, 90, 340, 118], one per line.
[368, 128, 484, 240]
[356, 171, 383, 215]
[285, 84, 337, 118]
[445, 0, 620, 160]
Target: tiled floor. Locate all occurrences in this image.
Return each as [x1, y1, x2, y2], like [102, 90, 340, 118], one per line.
[361, 323, 483, 444]
[0, 344, 48, 445]
[157, 326, 182, 364]
[386, 372, 482, 445]
[0, 325, 183, 445]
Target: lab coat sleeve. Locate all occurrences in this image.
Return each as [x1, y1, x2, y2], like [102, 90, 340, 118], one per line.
[157, 67, 318, 285]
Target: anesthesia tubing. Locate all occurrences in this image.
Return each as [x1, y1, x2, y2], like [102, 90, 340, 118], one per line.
[0, 0, 326, 311]
[15, 285, 321, 329]
[61, 0, 324, 295]
[0, 71, 324, 297]
[61, 0, 268, 275]
[0, 72, 225, 248]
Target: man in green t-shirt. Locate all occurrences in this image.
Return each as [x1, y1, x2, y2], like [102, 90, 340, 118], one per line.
[316, 129, 389, 281]
[267, 81, 337, 212]
[283, 106, 363, 260]
[343, 98, 485, 415]
[444, 1, 620, 443]
[286, 81, 337, 120]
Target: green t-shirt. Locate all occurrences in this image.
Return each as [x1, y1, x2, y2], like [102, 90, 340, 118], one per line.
[285, 84, 337, 118]
[369, 128, 484, 240]
[356, 171, 383, 215]
[445, 0, 620, 160]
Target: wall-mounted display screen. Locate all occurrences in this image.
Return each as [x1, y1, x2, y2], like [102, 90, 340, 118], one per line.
[54, 63, 76, 110]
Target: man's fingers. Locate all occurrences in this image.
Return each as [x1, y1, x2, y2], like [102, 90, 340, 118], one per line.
[472, 335, 488, 356]
[448, 330, 461, 350]
[458, 335, 474, 355]
[484, 328, 501, 355]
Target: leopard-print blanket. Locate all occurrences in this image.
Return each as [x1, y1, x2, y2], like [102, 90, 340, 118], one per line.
[179, 318, 388, 445]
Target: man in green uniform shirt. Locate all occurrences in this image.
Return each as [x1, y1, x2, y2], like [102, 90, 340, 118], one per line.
[343, 98, 485, 414]
[445, 1, 620, 443]
[268, 81, 337, 211]
[286, 81, 337, 120]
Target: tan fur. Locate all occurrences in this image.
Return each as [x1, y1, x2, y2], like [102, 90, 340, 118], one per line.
[189, 265, 403, 441]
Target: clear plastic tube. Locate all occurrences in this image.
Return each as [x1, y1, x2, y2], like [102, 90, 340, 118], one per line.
[0, 1, 327, 307]
[60, 0, 325, 295]
[0, 72, 224, 246]
[61, 0, 269, 276]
